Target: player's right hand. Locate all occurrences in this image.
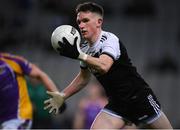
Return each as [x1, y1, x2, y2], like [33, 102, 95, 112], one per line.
[44, 91, 65, 115]
[58, 37, 88, 61]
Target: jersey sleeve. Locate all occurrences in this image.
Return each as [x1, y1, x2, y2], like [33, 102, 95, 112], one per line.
[9, 54, 32, 75]
[101, 34, 120, 60]
[16, 58, 32, 75]
[0, 53, 32, 75]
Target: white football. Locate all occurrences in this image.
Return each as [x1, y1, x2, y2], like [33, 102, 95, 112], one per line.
[51, 25, 81, 53]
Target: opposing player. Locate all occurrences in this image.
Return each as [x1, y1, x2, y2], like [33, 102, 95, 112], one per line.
[0, 52, 59, 129]
[44, 2, 173, 129]
[73, 82, 108, 129]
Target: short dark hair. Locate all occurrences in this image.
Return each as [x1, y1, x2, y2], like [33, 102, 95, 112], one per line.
[76, 2, 104, 18]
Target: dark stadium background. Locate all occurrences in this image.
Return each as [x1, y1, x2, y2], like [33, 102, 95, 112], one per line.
[0, 0, 180, 128]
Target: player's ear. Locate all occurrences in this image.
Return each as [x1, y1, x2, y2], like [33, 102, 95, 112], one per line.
[97, 18, 103, 28]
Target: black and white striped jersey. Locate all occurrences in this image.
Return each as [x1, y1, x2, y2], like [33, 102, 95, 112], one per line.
[80, 30, 148, 100]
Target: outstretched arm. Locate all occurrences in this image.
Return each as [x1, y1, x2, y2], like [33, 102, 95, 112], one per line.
[62, 68, 91, 100]
[28, 63, 59, 92]
[44, 68, 91, 114]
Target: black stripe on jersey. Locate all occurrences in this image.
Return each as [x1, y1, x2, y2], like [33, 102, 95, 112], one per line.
[101, 52, 115, 61]
[100, 35, 107, 43]
[80, 41, 88, 49]
[101, 37, 106, 41]
[102, 35, 107, 40]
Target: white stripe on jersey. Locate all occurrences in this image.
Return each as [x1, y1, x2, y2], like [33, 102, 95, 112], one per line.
[147, 94, 161, 115]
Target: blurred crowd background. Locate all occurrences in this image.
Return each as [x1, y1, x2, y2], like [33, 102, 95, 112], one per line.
[0, 0, 180, 128]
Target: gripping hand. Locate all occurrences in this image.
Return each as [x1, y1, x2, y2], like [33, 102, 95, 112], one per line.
[57, 37, 87, 60]
[44, 91, 65, 115]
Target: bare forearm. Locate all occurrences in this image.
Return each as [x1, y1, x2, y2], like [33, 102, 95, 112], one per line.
[62, 70, 90, 99]
[29, 63, 59, 92]
[86, 56, 105, 73]
[38, 72, 59, 91]
[62, 76, 87, 99]
[84, 54, 113, 74]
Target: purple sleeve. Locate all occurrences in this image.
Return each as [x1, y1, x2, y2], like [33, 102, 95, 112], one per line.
[3, 54, 33, 75]
[0, 53, 32, 75]
[15, 58, 32, 75]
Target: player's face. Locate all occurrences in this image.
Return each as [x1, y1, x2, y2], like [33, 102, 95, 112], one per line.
[76, 11, 102, 43]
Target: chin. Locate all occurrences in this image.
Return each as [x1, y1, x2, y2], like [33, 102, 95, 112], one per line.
[82, 35, 88, 40]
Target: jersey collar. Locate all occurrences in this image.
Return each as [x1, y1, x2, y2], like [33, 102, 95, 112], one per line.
[90, 30, 104, 48]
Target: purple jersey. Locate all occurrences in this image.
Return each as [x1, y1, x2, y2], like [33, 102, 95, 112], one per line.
[0, 53, 32, 123]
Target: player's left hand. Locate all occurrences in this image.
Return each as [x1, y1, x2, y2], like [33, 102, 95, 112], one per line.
[44, 91, 65, 115]
[58, 37, 87, 61]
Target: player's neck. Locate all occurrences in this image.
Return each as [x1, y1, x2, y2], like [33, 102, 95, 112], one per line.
[88, 28, 102, 47]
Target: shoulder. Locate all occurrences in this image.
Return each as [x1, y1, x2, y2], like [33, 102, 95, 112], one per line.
[0, 53, 28, 63]
[101, 31, 119, 43]
[100, 31, 120, 49]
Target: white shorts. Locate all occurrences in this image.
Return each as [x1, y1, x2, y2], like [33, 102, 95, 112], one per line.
[1, 118, 32, 130]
